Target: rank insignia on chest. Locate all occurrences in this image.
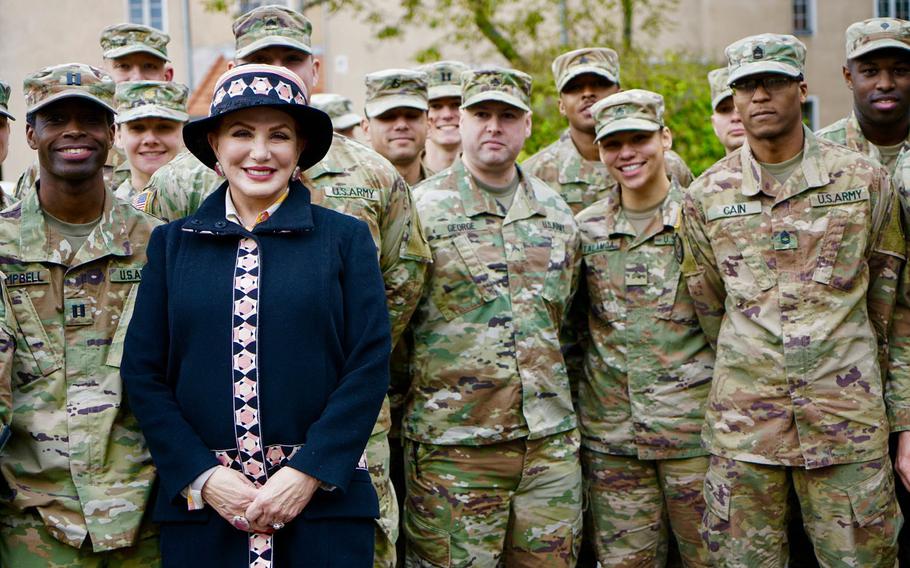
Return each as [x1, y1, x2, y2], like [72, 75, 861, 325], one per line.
[64, 298, 93, 326]
[772, 230, 798, 250]
[625, 266, 648, 286]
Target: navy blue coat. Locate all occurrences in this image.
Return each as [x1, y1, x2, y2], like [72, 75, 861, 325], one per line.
[121, 181, 390, 566]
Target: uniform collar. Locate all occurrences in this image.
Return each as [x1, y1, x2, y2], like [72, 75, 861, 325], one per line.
[605, 179, 682, 246]
[739, 125, 830, 203]
[847, 110, 910, 159]
[20, 183, 135, 265]
[554, 128, 610, 187]
[453, 158, 548, 222]
[185, 178, 315, 235]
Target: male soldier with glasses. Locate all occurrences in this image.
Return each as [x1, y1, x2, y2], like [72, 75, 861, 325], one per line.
[682, 33, 909, 567]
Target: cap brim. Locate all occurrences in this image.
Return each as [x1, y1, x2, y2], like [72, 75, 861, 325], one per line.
[711, 90, 733, 110]
[0, 109, 14, 121]
[116, 104, 189, 124]
[27, 90, 116, 115]
[182, 103, 333, 173]
[727, 62, 802, 85]
[104, 45, 170, 62]
[557, 67, 618, 92]
[234, 36, 312, 60]
[849, 39, 910, 59]
[427, 85, 462, 101]
[594, 118, 660, 142]
[332, 113, 361, 130]
[461, 91, 530, 112]
[364, 96, 428, 118]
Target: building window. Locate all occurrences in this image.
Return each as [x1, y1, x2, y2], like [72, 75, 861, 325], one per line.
[793, 0, 815, 35]
[802, 95, 819, 131]
[239, 0, 288, 14]
[877, 0, 910, 18]
[128, 0, 166, 31]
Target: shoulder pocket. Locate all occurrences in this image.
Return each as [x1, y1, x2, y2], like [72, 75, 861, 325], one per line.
[105, 284, 139, 368]
[656, 269, 697, 323]
[813, 209, 867, 291]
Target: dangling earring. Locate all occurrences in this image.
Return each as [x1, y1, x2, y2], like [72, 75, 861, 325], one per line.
[291, 166, 301, 181]
[214, 162, 224, 177]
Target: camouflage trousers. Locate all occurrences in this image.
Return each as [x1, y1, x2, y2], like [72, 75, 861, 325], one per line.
[368, 396, 400, 568]
[0, 509, 160, 568]
[581, 449, 710, 567]
[701, 455, 902, 568]
[404, 429, 583, 568]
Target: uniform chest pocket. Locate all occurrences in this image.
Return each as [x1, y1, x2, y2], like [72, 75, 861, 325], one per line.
[710, 216, 775, 301]
[812, 208, 868, 291]
[583, 251, 626, 323]
[8, 288, 62, 381]
[655, 263, 697, 323]
[430, 234, 499, 321]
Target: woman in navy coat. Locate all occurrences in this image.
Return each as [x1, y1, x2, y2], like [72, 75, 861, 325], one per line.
[121, 64, 390, 568]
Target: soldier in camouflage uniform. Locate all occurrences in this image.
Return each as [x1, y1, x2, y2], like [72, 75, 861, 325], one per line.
[523, 47, 693, 216]
[817, 18, 910, 174]
[418, 60, 471, 173]
[405, 66, 582, 567]
[13, 23, 173, 205]
[576, 89, 712, 567]
[0, 80, 14, 201]
[134, 6, 431, 567]
[0, 63, 161, 567]
[113, 80, 189, 201]
[311, 93, 363, 138]
[708, 67, 745, 155]
[681, 34, 907, 567]
[362, 69, 433, 186]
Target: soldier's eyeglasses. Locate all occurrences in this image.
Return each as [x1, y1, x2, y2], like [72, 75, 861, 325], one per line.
[731, 76, 800, 95]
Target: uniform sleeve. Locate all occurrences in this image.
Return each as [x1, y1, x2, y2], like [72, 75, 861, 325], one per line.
[140, 160, 220, 223]
[680, 188, 727, 348]
[120, 226, 221, 503]
[885, 165, 910, 431]
[287, 221, 391, 492]
[666, 151, 695, 188]
[0, 281, 15, 453]
[378, 174, 431, 346]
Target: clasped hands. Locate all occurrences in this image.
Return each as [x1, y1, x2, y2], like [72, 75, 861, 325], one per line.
[201, 465, 320, 533]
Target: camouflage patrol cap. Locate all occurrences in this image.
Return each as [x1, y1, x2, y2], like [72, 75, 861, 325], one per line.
[418, 61, 471, 100]
[364, 69, 429, 118]
[114, 81, 189, 124]
[552, 47, 620, 92]
[461, 66, 532, 112]
[845, 18, 910, 59]
[0, 80, 13, 120]
[233, 5, 312, 60]
[725, 33, 806, 85]
[310, 93, 362, 130]
[592, 89, 664, 142]
[100, 23, 170, 62]
[708, 67, 733, 110]
[24, 63, 116, 115]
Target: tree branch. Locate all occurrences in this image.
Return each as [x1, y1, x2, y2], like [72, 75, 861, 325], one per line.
[465, 0, 529, 68]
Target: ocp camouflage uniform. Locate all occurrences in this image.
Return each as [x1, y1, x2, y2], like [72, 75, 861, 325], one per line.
[682, 125, 906, 566]
[816, 112, 910, 174]
[816, 18, 910, 175]
[136, 132, 431, 566]
[523, 131, 693, 215]
[406, 150, 582, 566]
[574, 89, 712, 567]
[0, 188, 161, 566]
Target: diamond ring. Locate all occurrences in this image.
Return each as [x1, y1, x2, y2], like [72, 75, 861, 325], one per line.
[272, 521, 285, 530]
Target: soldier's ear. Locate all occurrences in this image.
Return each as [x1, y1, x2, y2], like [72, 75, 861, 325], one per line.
[661, 127, 673, 152]
[557, 96, 567, 117]
[164, 65, 174, 82]
[360, 118, 370, 135]
[843, 64, 853, 90]
[25, 123, 38, 151]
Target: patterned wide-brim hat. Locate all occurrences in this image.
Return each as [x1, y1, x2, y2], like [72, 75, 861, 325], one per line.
[182, 64, 332, 172]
